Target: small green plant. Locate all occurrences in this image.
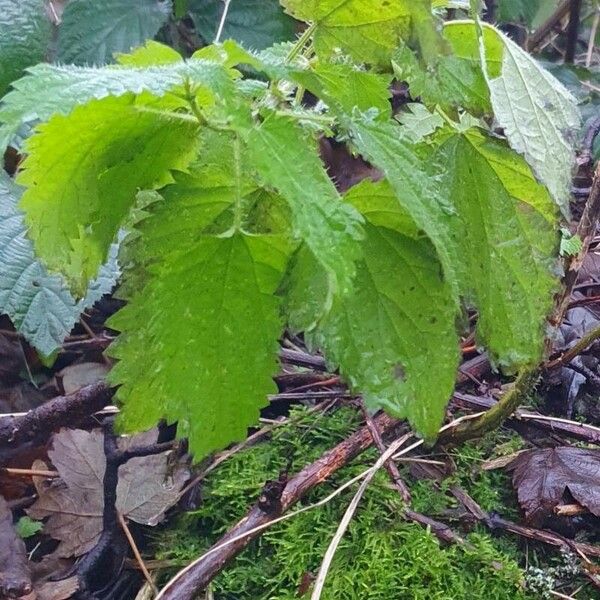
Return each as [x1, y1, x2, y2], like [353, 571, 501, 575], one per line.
[0, 1, 580, 458]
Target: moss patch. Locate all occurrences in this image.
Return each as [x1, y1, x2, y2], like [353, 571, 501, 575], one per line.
[152, 407, 538, 599]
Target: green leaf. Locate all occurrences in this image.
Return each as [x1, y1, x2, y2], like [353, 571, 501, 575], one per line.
[57, 0, 172, 66]
[0, 0, 52, 96]
[241, 113, 363, 304]
[17, 94, 199, 295]
[108, 231, 290, 459]
[291, 64, 392, 118]
[0, 172, 119, 355]
[280, 0, 411, 66]
[560, 229, 582, 258]
[345, 114, 460, 299]
[286, 180, 460, 438]
[115, 40, 183, 66]
[15, 516, 43, 539]
[432, 127, 559, 367]
[190, 0, 296, 50]
[0, 58, 233, 151]
[443, 20, 504, 78]
[396, 103, 444, 143]
[392, 44, 491, 114]
[497, 0, 540, 25]
[484, 24, 580, 218]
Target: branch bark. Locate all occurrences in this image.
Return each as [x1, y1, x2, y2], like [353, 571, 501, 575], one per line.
[0, 382, 114, 449]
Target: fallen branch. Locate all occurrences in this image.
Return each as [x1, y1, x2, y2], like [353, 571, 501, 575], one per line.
[0, 382, 114, 449]
[452, 486, 600, 559]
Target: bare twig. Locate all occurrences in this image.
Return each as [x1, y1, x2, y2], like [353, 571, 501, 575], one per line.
[310, 434, 416, 600]
[361, 405, 411, 502]
[550, 162, 600, 330]
[528, 0, 571, 51]
[565, 0, 583, 63]
[118, 511, 158, 595]
[585, 9, 600, 67]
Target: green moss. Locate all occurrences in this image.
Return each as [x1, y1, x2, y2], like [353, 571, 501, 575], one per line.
[153, 407, 534, 599]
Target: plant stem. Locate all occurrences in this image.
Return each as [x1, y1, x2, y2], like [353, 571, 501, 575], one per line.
[548, 161, 600, 335]
[232, 135, 243, 232]
[437, 366, 540, 445]
[286, 22, 317, 63]
[545, 322, 600, 369]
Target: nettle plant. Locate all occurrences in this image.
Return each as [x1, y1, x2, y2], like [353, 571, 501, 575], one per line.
[0, 1, 580, 459]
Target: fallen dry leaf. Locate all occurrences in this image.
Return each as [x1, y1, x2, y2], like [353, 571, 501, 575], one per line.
[508, 446, 600, 524]
[27, 428, 189, 557]
[56, 362, 109, 395]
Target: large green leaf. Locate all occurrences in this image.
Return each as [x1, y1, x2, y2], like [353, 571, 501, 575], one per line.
[285, 180, 459, 439]
[280, 0, 411, 66]
[241, 113, 363, 304]
[109, 228, 290, 458]
[17, 94, 200, 295]
[0, 0, 51, 96]
[57, 0, 172, 66]
[431, 127, 559, 367]
[0, 58, 232, 151]
[345, 114, 460, 299]
[190, 0, 296, 50]
[0, 173, 119, 355]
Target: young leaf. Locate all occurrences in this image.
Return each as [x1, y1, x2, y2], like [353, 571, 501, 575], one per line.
[0, 0, 52, 96]
[190, 0, 296, 50]
[57, 0, 172, 66]
[0, 58, 232, 151]
[280, 0, 411, 66]
[0, 173, 119, 355]
[432, 127, 559, 367]
[291, 64, 392, 118]
[17, 95, 199, 295]
[392, 45, 491, 114]
[286, 180, 460, 439]
[108, 232, 291, 458]
[241, 113, 363, 301]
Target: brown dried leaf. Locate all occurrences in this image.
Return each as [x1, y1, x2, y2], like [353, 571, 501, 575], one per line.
[56, 362, 109, 395]
[28, 428, 188, 557]
[509, 447, 600, 524]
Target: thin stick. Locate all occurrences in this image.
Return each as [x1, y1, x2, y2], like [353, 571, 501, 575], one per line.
[118, 512, 158, 595]
[3, 468, 58, 478]
[585, 9, 600, 67]
[362, 405, 411, 502]
[310, 434, 414, 600]
[214, 0, 232, 43]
